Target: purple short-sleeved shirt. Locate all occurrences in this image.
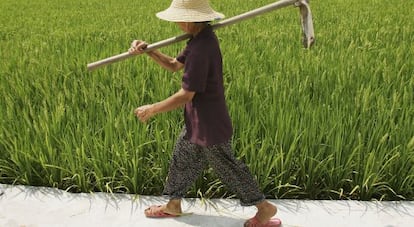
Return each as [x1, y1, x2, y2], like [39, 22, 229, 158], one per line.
[176, 26, 233, 146]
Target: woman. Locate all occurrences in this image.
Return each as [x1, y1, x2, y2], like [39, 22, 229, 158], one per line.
[129, 0, 281, 226]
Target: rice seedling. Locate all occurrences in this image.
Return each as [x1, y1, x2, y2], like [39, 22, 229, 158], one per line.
[0, 0, 413, 200]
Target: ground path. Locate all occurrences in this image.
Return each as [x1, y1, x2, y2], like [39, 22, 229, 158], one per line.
[0, 184, 413, 227]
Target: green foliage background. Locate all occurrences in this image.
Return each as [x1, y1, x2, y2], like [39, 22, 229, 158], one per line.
[1, 0, 413, 200]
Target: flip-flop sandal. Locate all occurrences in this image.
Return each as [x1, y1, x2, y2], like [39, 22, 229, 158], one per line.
[244, 216, 282, 227]
[145, 205, 192, 218]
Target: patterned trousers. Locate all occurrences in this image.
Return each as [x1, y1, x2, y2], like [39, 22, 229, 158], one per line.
[163, 129, 265, 206]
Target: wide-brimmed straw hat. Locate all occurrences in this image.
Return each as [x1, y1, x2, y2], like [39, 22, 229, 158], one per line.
[156, 0, 225, 22]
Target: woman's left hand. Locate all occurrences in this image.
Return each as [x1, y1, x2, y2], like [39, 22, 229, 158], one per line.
[134, 104, 155, 122]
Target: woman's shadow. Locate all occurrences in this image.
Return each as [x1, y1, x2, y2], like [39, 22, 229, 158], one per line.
[176, 213, 245, 227]
[169, 198, 249, 227]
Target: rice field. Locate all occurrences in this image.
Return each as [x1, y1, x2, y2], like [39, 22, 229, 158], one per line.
[0, 0, 413, 200]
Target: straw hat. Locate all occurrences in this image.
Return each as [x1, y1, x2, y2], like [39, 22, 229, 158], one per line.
[156, 0, 225, 22]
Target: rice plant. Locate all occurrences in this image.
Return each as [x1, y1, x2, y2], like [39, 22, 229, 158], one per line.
[0, 0, 413, 200]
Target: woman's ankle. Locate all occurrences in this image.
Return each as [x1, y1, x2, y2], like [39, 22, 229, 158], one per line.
[166, 199, 182, 213]
[255, 201, 277, 223]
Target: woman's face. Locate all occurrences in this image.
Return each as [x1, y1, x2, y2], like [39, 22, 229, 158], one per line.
[176, 22, 191, 33]
[176, 22, 203, 35]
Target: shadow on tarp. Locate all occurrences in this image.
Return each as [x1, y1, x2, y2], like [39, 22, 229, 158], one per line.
[1, 183, 414, 225]
[176, 214, 244, 227]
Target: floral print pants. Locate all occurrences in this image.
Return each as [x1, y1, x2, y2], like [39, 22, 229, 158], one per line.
[163, 129, 265, 206]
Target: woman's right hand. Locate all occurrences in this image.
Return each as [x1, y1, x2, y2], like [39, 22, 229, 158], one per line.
[129, 40, 148, 55]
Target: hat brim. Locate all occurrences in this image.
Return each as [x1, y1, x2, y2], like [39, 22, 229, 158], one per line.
[156, 8, 224, 22]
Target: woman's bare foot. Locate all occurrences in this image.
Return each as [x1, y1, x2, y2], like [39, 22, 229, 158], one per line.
[165, 199, 183, 214]
[144, 199, 183, 217]
[254, 200, 277, 224]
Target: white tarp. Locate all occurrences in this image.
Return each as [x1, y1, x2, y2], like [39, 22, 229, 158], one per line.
[1, 184, 413, 227]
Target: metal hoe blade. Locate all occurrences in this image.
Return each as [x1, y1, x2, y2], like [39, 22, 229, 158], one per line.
[296, 0, 315, 48]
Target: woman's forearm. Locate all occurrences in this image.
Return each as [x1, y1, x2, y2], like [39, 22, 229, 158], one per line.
[147, 50, 183, 72]
[152, 88, 194, 114]
[134, 88, 194, 122]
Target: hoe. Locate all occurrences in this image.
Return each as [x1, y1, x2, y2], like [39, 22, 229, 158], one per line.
[87, 0, 315, 71]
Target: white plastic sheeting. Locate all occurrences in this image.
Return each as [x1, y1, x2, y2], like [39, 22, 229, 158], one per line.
[1, 184, 413, 227]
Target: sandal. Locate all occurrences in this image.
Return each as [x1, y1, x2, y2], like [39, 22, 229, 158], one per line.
[144, 205, 180, 218]
[244, 216, 282, 227]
